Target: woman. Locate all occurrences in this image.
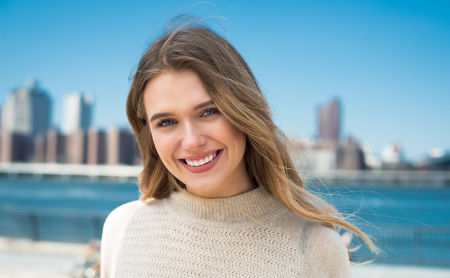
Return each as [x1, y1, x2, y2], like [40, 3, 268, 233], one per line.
[101, 23, 375, 277]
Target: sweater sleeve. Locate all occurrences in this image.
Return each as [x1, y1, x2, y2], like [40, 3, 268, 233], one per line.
[100, 200, 143, 278]
[303, 224, 352, 278]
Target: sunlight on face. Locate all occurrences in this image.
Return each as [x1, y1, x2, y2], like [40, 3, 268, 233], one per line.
[143, 70, 252, 198]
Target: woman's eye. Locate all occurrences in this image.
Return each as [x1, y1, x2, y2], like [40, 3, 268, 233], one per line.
[201, 108, 219, 117]
[157, 119, 177, 127]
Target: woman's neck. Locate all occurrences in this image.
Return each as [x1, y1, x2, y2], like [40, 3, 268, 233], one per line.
[166, 185, 286, 222]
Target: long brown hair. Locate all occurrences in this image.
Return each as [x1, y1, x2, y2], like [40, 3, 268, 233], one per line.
[127, 22, 376, 253]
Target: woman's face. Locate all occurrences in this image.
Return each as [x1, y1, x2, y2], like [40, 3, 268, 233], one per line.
[143, 70, 252, 198]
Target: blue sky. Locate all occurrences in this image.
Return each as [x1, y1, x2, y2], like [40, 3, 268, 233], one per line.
[1, 0, 449, 159]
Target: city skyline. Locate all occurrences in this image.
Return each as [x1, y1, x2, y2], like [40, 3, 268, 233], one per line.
[0, 81, 138, 164]
[0, 80, 434, 167]
[1, 0, 449, 159]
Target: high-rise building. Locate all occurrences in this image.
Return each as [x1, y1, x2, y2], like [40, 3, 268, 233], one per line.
[62, 93, 93, 134]
[318, 98, 340, 145]
[87, 129, 107, 165]
[66, 130, 87, 164]
[33, 134, 47, 162]
[1, 80, 51, 138]
[46, 129, 66, 163]
[106, 128, 136, 165]
[0, 130, 33, 162]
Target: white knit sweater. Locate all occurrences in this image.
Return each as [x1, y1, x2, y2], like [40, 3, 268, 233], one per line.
[100, 186, 351, 277]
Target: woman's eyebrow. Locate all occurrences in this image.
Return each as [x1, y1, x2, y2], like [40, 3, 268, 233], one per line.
[150, 112, 174, 122]
[194, 100, 214, 111]
[149, 100, 215, 122]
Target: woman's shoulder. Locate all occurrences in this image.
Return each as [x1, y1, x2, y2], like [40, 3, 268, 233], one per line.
[100, 198, 163, 278]
[103, 198, 164, 229]
[275, 210, 346, 249]
[274, 210, 350, 276]
[302, 222, 351, 277]
[304, 222, 348, 254]
[102, 200, 145, 246]
[104, 200, 145, 226]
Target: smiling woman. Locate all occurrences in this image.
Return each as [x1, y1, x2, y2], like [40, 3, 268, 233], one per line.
[100, 20, 377, 278]
[144, 70, 251, 198]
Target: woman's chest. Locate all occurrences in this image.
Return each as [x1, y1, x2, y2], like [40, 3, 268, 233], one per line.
[113, 213, 305, 277]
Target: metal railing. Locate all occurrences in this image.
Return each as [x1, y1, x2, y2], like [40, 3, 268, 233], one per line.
[1, 162, 450, 186]
[0, 206, 108, 243]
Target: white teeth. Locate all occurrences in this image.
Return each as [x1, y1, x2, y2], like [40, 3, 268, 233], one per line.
[185, 151, 217, 167]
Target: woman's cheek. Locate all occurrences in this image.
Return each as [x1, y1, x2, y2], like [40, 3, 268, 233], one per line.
[152, 132, 175, 167]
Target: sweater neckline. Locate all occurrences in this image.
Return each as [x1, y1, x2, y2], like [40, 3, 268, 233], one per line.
[166, 186, 286, 222]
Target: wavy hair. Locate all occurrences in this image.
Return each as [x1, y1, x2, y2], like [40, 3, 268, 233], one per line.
[126, 22, 376, 253]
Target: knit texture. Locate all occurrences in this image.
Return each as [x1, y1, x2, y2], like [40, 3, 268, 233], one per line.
[101, 186, 351, 277]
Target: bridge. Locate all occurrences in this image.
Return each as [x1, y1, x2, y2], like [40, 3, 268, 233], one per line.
[0, 162, 449, 186]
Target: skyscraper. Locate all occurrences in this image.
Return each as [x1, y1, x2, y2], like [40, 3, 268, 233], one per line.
[1, 80, 51, 138]
[318, 98, 340, 145]
[62, 92, 93, 134]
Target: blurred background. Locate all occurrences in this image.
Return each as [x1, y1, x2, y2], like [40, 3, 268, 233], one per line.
[1, 0, 449, 277]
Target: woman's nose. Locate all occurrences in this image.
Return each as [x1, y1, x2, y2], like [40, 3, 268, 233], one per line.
[181, 122, 206, 151]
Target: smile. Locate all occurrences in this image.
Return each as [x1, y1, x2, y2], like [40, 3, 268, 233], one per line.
[185, 151, 218, 167]
[179, 149, 222, 173]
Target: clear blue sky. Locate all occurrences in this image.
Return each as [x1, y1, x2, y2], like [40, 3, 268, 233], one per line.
[1, 0, 449, 159]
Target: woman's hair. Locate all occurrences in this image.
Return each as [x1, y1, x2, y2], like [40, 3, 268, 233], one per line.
[127, 22, 376, 253]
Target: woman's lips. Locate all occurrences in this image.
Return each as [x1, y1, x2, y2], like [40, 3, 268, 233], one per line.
[179, 149, 222, 173]
[179, 149, 218, 161]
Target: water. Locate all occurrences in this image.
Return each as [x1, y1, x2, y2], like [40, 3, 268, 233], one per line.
[0, 178, 139, 242]
[0, 177, 449, 267]
[311, 183, 450, 266]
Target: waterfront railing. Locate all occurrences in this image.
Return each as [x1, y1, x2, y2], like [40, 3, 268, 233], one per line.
[1, 162, 450, 186]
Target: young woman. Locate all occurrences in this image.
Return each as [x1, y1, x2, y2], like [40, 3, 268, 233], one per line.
[101, 24, 375, 277]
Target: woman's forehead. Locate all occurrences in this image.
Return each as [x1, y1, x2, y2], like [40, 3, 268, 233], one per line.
[143, 70, 213, 113]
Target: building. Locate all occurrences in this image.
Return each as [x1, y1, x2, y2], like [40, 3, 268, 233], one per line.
[290, 99, 367, 172]
[301, 147, 338, 172]
[362, 146, 382, 170]
[0, 130, 34, 162]
[46, 129, 66, 163]
[318, 98, 340, 145]
[62, 93, 93, 134]
[66, 130, 87, 164]
[382, 143, 405, 164]
[381, 143, 412, 170]
[1, 80, 51, 138]
[106, 128, 137, 165]
[291, 136, 367, 172]
[415, 151, 450, 171]
[33, 134, 47, 162]
[87, 128, 107, 165]
[337, 137, 366, 170]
